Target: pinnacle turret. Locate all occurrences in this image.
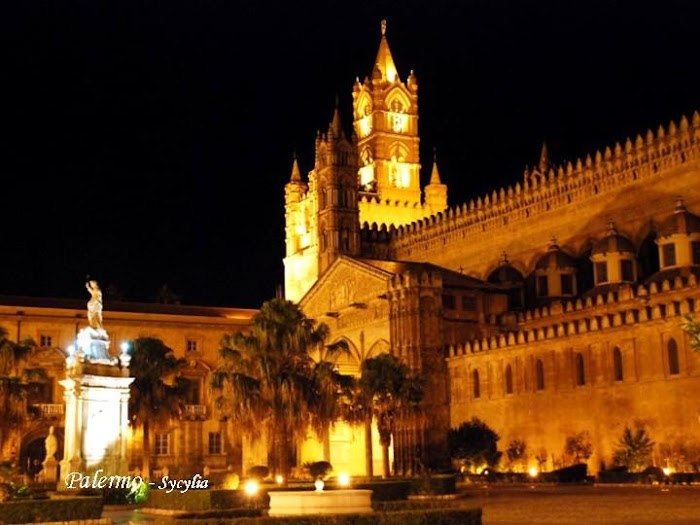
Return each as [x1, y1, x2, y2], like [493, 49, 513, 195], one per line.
[429, 148, 442, 185]
[538, 141, 550, 173]
[290, 155, 301, 183]
[373, 19, 398, 82]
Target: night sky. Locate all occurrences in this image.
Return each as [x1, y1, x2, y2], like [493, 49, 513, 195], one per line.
[2, 1, 699, 308]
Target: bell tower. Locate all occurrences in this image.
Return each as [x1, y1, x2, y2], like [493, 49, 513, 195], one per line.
[353, 20, 422, 217]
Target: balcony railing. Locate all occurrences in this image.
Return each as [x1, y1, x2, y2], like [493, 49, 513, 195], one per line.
[183, 404, 207, 420]
[31, 404, 65, 418]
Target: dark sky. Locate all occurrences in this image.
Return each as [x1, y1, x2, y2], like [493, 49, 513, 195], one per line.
[2, 1, 698, 308]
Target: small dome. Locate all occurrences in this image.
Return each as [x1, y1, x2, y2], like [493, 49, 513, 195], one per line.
[535, 241, 575, 270]
[658, 199, 700, 238]
[592, 223, 636, 255]
[488, 264, 524, 284]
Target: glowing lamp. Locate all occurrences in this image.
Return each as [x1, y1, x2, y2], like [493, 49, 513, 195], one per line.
[314, 479, 325, 492]
[662, 467, 672, 476]
[275, 474, 284, 485]
[244, 480, 259, 496]
[528, 467, 539, 478]
[67, 344, 75, 355]
[120, 341, 130, 353]
[337, 473, 350, 487]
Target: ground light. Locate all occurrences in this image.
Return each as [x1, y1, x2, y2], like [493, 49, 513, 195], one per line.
[244, 480, 259, 496]
[275, 474, 284, 484]
[314, 479, 325, 492]
[337, 473, 351, 487]
[528, 466, 539, 478]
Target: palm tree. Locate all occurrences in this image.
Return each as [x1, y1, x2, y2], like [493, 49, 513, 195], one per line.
[613, 426, 655, 472]
[128, 337, 188, 479]
[212, 298, 347, 480]
[0, 328, 40, 460]
[359, 353, 423, 478]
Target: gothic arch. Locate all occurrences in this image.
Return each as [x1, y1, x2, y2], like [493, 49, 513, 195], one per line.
[355, 92, 373, 119]
[327, 336, 361, 372]
[366, 338, 391, 360]
[385, 87, 411, 112]
[388, 142, 410, 161]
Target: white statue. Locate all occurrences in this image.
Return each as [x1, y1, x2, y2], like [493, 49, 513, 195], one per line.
[86, 280, 103, 330]
[44, 426, 57, 460]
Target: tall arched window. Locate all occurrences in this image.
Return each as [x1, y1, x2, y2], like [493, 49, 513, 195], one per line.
[613, 346, 623, 381]
[575, 353, 585, 386]
[472, 370, 480, 399]
[320, 188, 327, 209]
[505, 364, 513, 394]
[668, 338, 680, 375]
[320, 228, 327, 252]
[536, 359, 545, 390]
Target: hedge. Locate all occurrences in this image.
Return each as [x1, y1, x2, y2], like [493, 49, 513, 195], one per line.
[409, 475, 456, 495]
[148, 489, 247, 511]
[0, 495, 103, 523]
[146, 508, 482, 525]
[351, 480, 411, 501]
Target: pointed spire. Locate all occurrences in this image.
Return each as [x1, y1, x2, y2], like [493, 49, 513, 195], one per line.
[429, 147, 442, 184]
[290, 154, 301, 183]
[538, 141, 550, 173]
[374, 19, 398, 82]
[328, 97, 343, 138]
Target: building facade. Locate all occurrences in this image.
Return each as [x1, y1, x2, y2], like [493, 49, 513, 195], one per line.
[286, 21, 700, 474]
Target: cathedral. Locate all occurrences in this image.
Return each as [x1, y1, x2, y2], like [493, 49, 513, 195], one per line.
[285, 21, 700, 474]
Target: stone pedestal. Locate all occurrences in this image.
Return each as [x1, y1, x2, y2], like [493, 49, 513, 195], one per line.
[268, 489, 373, 516]
[59, 327, 133, 489]
[41, 456, 58, 483]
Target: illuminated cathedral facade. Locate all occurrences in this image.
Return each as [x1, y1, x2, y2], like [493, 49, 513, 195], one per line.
[285, 21, 700, 474]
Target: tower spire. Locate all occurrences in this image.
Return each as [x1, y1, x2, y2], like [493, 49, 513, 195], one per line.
[290, 153, 301, 182]
[429, 147, 442, 184]
[539, 141, 550, 173]
[329, 98, 343, 138]
[374, 19, 398, 82]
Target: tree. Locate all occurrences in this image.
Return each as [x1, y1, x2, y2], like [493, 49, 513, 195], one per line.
[506, 439, 527, 471]
[565, 431, 593, 464]
[358, 353, 423, 478]
[212, 298, 349, 480]
[128, 338, 188, 479]
[613, 426, 655, 472]
[0, 328, 41, 461]
[682, 314, 700, 352]
[448, 417, 502, 473]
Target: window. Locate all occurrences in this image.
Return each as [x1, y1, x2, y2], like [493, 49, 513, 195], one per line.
[208, 432, 222, 455]
[472, 370, 480, 399]
[320, 188, 327, 209]
[613, 346, 624, 381]
[662, 244, 676, 267]
[621, 260, 634, 282]
[505, 365, 513, 394]
[155, 433, 170, 456]
[575, 353, 586, 386]
[442, 294, 456, 310]
[186, 340, 198, 353]
[320, 229, 327, 252]
[561, 274, 574, 295]
[39, 334, 53, 348]
[536, 359, 545, 390]
[595, 262, 608, 284]
[461, 296, 477, 311]
[693, 242, 700, 265]
[537, 275, 548, 297]
[668, 338, 680, 375]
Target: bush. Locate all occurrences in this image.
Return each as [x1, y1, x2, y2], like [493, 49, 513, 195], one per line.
[540, 464, 588, 483]
[0, 495, 103, 523]
[353, 480, 411, 501]
[248, 466, 270, 480]
[303, 461, 333, 480]
[448, 418, 502, 472]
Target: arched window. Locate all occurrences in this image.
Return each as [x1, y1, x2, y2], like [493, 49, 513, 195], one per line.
[536, 359, 545, 390]
[472, 370, 480, 399]
[668, 338, 680, 375]
[575, 353, 585, 386]
[320, 229, 327, 252]
[320, 188, 327, 209]
[613, 346, 623, 381]
[505, 364, 513, 394]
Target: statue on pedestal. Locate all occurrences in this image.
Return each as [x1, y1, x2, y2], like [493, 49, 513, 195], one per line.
[86, 280, 103, 330]
[75, 279, 117, 365]
[42, 426, 58, 483]
[45, 426, 57, 460]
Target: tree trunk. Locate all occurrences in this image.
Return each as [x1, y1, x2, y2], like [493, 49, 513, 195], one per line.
[382, 443, 390, 479]
[142, 420, 151, 480]
[364, 419, 373, 477]
[279, 432, 290, 482]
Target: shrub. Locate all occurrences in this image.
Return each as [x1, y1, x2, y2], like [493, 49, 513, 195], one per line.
[303, 461, 333, 480]
[409, 474, 456, 495]
[222, 472, 241, 490]
[148, 488, 245, 511]
[506, 439, 527, 470]
[565, 432, 593, 464]
[448, 418, 502, 472]
[613, 427, 655, 472]
[540, 464, 588, 483]
[353, 480, 411, 501]
[248, 465, 270, 480]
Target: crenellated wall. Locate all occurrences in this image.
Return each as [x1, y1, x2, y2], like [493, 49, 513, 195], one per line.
[385, 112, 700, 278]
[446, 273, 700, 473]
